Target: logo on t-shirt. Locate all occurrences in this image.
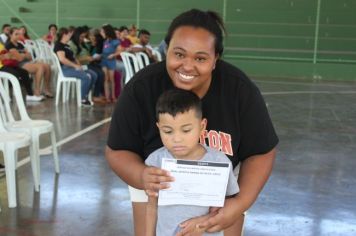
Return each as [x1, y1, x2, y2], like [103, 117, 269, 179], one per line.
[200, 130, 233, 156]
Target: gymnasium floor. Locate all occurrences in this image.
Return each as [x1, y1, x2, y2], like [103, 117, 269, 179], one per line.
[0, 76, 356, 236]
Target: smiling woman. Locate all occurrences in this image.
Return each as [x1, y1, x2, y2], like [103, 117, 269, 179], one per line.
[106, 8, 278, 236]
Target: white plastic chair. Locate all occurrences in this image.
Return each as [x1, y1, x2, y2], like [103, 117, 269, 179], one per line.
[0, 109, 36, 208]
[135, 52, 150, 70]
[22, 40, 40, 62]
[52, 52, 82, 107]
[0, 72, 60, 192]
[120, 52, 140, 84]
[152, 49, 162, 62]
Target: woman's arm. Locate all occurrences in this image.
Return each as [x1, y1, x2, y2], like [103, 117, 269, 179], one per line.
[177, 148, 276, 235]
[8, 48, 29, 62]
[56, 51, 81, 70]
[146, 196, 158, 236]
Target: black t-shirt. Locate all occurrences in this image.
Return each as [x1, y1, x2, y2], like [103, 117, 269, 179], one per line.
[107, 60, 278, 168]
[54, 42, 75, 64]
[5, 41, 26, 53]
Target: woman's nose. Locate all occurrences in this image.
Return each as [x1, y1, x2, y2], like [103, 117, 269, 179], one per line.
[181, 57, 194, 72]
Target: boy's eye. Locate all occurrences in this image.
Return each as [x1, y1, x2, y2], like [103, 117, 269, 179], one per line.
[162, 130, 172, 134]
[182, 129, 191, 133]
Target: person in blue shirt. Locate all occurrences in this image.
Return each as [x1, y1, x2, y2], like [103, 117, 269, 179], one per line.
[100, 24, 120, 103]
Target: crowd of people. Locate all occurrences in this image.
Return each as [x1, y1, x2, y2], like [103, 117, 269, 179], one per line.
[0, 22, 161, 106]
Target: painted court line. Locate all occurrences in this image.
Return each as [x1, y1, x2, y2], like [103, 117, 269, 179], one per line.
[255, 79, 356, 88]
[15, 117, 112, 169]
[262, 90, 356, 95]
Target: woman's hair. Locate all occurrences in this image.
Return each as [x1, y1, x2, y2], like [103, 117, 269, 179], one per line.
[57, 27, 69, 41]
[8, 27, 18, 36]
[48, 24, 57, 31]
[165, 9, 226, 56]
[119, 26, 128, 32]
[102, 24, 116, 40]
[71, 27, 85, 55]
[20, 26, 29, 38]
[155, 88, 202, 121]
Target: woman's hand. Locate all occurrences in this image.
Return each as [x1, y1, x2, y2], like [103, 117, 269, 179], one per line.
[141, 166, 174, 196]
[74, 64, 82, 70]
[177, 197, 242, 235]
[107, 53, 115, 59]
[175, 211, 218, 236]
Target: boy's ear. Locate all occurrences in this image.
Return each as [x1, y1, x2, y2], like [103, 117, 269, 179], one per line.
[200, 118, 207, 131]
[156, 122, 160, 128]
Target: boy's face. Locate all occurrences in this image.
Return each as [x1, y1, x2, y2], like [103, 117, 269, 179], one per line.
[157, 108, 206, 159]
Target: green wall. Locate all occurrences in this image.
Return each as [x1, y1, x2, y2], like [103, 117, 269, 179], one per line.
[1, 0, 355, 80]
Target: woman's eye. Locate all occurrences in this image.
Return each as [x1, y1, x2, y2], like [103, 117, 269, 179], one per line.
[183, 129, 191, 133]
[163, 130, 172, 134]
[174, 52, 184, 58]
[195, 57, 206, 62]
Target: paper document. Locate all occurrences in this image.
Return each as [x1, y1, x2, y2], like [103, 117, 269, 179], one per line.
[158, 158, 230, 207]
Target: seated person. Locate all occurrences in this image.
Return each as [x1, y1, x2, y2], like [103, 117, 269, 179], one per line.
[0, 24, 11, 44]
[6, 27, 53, 98]
[115, 26, 132, 84]
[42, 24, 57, 46]
[126, 24, 139, 45]
[18, 26, 30, 43]
[54, 27, 95, 106]
[0, 42, 42, 101]
[69, 27, 104, 103]
[131, 29, 158, 63]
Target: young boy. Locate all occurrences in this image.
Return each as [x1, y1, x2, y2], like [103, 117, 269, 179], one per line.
[145, 88, 239, 236]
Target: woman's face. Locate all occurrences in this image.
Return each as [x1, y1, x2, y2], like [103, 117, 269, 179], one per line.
[49, 26, 57, 35]
[79, 33, 86, 43]
[89, 34, 96, 45]
[19, 27, 26, 35]
[62, 31, 73, 43]
[120, 29, 128, 39]
[100, 28, 106, 38]
[10, 29, 20, 41]
[166, 26, 218, 98]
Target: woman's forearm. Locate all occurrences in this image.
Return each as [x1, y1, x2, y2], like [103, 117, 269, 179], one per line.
[105, 146, 146, 189]
[236, 148, 276, 212]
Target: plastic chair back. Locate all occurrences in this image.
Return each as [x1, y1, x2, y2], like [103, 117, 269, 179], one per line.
[120, 52, 140, 84]
[135, 52, 150, 69]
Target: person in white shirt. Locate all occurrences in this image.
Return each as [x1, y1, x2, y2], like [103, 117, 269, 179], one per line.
[0, 24, 11, 44]
[131, 29, 158, 63]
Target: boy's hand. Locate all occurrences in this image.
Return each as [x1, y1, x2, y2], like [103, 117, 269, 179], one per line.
[141, 166, 175, 196]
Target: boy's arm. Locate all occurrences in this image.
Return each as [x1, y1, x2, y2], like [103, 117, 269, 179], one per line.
[146, 195, 158, 236]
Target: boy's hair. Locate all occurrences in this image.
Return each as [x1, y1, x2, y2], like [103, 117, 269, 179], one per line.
[156, 89, 202, 121]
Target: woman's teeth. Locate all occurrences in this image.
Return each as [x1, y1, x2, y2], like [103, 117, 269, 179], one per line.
[179, 72, 194, 81]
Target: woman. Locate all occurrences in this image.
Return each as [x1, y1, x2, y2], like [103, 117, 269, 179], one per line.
[54, 27, 95, 106]
[18, 25, 30, 43]
[0, 41, 42, 101]
[100, 24, 120, 103]
[106, 9, 278, 236]
[6, 27, 53, 98]
[69, 27, 104, 103]
[115, 26, 132, 84]
[43, 24, 57, 46]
